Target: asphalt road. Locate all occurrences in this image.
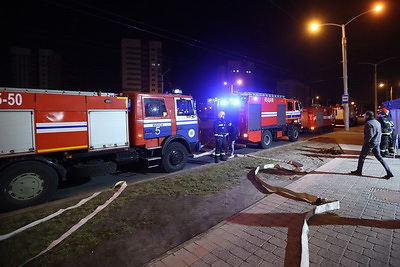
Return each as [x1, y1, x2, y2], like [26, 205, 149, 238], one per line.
[50, 134, 317, 203]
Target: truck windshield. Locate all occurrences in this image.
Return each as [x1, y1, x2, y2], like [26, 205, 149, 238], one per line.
[176, 99, 195, 116]
[144, 98, 167, 117]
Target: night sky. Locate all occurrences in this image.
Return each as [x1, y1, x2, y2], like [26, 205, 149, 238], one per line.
[2, 0, 400, 109]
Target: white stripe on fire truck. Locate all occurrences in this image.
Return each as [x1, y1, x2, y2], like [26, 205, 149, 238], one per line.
[176, 119, 197, 125]
[143, 119, 171, 124]
[286, 111, 301, 115]
[36, 122, 88, 133]
[261, 112, 277, 117]
[143, 118, 172, 128]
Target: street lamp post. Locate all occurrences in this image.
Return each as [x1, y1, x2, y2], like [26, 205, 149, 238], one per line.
[359, 57, 396, 114]
[310, 5, 382, 131]
[161, 69, 171, 92]
[224, 79, 243, 94]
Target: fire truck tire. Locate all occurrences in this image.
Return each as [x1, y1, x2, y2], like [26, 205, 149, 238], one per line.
[260, 130, 273, 149]
[70, 160, 117, 177]
[161, 142, 188, 173]
[0, 161, 59, 211]
[288, 127, 300, 142]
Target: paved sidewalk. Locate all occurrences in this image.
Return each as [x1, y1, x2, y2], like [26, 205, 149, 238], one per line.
[147, 128, 400, 266]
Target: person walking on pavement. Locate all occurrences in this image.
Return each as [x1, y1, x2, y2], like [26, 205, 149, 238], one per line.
[351, 110, 394, 179]
[214, 111, 228, 163]
[378, 107, 394, 157]
[227, 121, 239, 158]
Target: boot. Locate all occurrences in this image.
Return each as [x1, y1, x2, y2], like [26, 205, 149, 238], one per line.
[350, 170, 362, 176]
[384, 172, 394, 179]
[220, 155, 227, 161]
[215, 156, 219, 163]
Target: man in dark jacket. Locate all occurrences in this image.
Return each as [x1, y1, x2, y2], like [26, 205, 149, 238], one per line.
[351, 111, 394, 179]
[214, 111, 228, 163]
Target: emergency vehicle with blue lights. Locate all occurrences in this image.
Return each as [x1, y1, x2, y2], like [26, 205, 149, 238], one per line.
[201, 92, 302, 148]
[0, 87, 201, 210]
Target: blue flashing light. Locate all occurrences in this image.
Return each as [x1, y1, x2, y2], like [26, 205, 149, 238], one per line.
[232, 98, 240, 106]
[173, 89, 183, 94]
[220, 99, 228, 106]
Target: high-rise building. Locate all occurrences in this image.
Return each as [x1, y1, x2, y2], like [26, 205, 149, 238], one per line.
[38, 49, 61, 89]
[121, 39, 162, 93]
[276, 79, 312, 106]
[11, 47, 61, 89]
[11, 47, 38, 88]
[218, 60, 255, 93]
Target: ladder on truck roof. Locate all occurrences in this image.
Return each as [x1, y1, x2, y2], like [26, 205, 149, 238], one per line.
[236, 91, 286, 98]
[0, 87, 118, 97]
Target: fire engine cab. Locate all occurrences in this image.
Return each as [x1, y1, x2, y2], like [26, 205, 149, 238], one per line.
[0, 87, 200, 210]
[212, 92, 302, 148]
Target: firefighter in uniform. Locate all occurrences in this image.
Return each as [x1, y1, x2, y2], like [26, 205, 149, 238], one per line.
[386, 109, 396, 155]
[214, 111, 228, 163]
[378, 107, 394, 157]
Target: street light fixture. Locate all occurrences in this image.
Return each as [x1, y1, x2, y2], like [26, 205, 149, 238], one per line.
[309, 4, 383, 131]
[224, 79, 243, 94]
[359, 57, 396, 114]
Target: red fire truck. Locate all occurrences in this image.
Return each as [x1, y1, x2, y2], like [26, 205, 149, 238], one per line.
[0, 88, 201, 210]
[301, 105, 334, 133]
[209, 92, 302, 148]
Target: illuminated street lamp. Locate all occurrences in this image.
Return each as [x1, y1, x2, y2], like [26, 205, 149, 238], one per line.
[359, 57, 396, 113]
[379, 82, 395, 101]
[224, 79, 243, 94]
[310, 4, 383, 131]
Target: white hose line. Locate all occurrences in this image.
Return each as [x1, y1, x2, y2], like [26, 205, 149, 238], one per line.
[0, 191, 101, 241]
[250, 164, 340, 267]
[20, 181, 127, 266]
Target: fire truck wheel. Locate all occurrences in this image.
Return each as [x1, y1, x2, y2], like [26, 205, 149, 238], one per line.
[288, 127, 300, 142]
[161, 142, 188, 173]
[70, 160, 117, 177]
[0, 161, 59, 211]
[260, 130, 273, 149]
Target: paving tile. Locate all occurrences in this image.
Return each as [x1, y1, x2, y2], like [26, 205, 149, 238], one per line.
[339, 255, 359, 267]
[190, 260, 209, 267]
[225, 254, 243, 266]
[229, 244, 252, 261]
[210, 259, 231, 267]
[244, 254, 263, 266]
[160, 254, 188, 267]
[343, 250, 370, 265]
[363, 248, 389, 263]
[174, 248, 199, 265]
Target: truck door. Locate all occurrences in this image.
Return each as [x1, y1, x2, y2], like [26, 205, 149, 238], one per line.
[277, 104, 286, 126]
[143, 98, 172, 139]
[175, 97, 198, 143]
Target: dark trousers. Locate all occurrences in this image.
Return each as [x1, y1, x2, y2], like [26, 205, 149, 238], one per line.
[215, 136, 227, 158]
[356, 142, 392, 174]
[380, 134, 390, 155]
[389, 132, 395, 153]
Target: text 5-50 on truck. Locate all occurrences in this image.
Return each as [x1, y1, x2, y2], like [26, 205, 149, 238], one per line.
[0, 87, 203, 211]
[214, 92, 302, 148]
